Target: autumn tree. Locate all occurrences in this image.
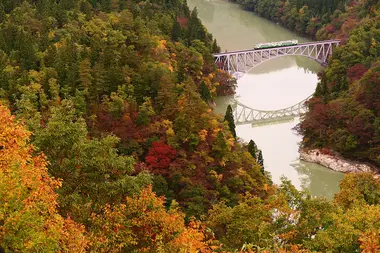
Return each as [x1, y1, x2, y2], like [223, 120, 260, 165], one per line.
[33, 100, 151, 222]
[0, 104, 88, 252]
[89, 186, 213, 252]
[145, 141, 177, 175]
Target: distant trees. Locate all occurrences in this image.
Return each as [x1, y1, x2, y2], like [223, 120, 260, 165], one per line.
[234, 0, 346, 37]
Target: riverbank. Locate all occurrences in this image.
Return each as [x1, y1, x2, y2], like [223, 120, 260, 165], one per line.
[300, 149, 379, 177]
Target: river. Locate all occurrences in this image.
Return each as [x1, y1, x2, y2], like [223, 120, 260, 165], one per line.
[187, 0, 344, 198]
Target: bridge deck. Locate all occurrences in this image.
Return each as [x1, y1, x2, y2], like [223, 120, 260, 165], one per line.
[213, 40, 341, 56]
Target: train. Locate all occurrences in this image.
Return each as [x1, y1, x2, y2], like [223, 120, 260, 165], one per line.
[254, 39, 298, 49]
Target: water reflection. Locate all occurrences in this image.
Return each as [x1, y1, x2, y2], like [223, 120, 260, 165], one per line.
[292, 161, 344, 199]
[189, 0, 344, 198]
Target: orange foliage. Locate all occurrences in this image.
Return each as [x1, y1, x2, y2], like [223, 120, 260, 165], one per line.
[90, 186, 214, 252]
[0, 104, 88, 252]
[359, 230, 380, 253]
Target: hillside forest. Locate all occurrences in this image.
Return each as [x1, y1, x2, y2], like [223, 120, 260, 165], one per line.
[0, 0, 379, 252]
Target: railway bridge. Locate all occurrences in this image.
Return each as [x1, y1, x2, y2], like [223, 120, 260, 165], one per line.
[213, 40, 340, 124]
[214, 40, 340, 79]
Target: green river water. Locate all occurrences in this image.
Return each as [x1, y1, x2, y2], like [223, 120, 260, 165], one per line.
[187, 0, 344, 198]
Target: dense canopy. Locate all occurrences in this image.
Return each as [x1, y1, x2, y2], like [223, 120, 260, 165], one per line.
[0, 0, 379, 252]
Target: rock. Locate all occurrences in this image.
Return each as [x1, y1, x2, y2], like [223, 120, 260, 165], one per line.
[300, 149, 378, 175]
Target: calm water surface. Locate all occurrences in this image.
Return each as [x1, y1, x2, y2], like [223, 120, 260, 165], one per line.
[187, 0, 344, 198]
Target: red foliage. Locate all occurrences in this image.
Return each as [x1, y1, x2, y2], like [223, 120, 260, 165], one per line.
[145, 142, 177, 174]
[325, 24, 335, 33]
[347, 64, 369, 82]
[321, 147, 332, 155]
[177, 17, 188, 27]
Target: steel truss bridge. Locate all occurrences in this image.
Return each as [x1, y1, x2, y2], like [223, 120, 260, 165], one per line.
[214, 40, 340, 79]
[231, 95, 312, 125]
[213, 40, 340, 124]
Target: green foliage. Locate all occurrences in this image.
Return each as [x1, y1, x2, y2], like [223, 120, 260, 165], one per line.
[224, 104, 237, 139]
[257, 150, 264, 167]
[2, 0, 380, 252]
[247, 140, 257, 159]
[200, 81, 211, 102]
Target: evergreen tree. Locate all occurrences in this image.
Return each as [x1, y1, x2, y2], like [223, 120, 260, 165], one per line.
[200, 81, 211, 102]
[187, 7, 205, 44]
[257, 149, 264, 167]
[177, 60, 185, 83]
[247, 140, 257, 159]
[212, 130, 228, 159]
[171, 20, 182, 42]
[79, 58, 93, 91]
[224, 105, 237, 139]
[211, 38, 220, 53]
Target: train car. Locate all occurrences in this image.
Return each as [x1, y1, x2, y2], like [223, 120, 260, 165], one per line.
[254, 40, 298, 49]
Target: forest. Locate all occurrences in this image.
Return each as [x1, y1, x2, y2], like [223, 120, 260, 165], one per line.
[0, 0, 379, 252]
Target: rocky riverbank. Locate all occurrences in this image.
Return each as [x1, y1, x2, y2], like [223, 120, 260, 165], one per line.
[300, 149, 379, 176]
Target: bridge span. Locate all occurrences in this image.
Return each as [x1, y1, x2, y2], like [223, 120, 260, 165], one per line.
[214, 40, 340, 79]
[232, 95, 312, 125]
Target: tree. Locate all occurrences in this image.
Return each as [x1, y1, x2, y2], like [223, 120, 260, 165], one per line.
[89, 186, 212, 252]
[199, 81, 211, 102]
[187, 7, 206, 44]
[211, 130, 229, 159]
[145, 142, 177, 174]
[171, 19, 182, 41]
[79, 58, 93, 91]
[247, 139, 257, 159]
[0, 103, 88, 252]
[257, 150, 264, 168]
[224, 105, 237, 139]
[34, 100, 151, 222]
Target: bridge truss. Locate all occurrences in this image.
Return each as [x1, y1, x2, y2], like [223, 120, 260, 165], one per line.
[232, 95, 312, 125]
[214, 40, 340, 79]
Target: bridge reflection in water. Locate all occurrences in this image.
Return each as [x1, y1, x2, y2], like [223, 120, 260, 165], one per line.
[230, 95, 311, 126]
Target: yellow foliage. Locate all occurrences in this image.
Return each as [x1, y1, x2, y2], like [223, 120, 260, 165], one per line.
[89, 186, 213, 252]
[166, 127, 175, 137]
[227, 137, 235, 148]
[0, 103, 88, 252]
[199, 129, 208, 141]
[48, 31, 55, 40]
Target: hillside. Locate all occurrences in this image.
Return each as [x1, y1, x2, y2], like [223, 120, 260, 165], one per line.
[0, 0, 379, 252]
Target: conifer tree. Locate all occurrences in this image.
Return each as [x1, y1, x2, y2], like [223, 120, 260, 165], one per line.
[257, 149, 264, 167]
[200, 81, 211, 102]
[224, 105, 237, 139]
[212, 38, 220, 53]
[212, 130, 228, 159]
[171, 20, 182, 42]
[247, 140, 257, 159]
